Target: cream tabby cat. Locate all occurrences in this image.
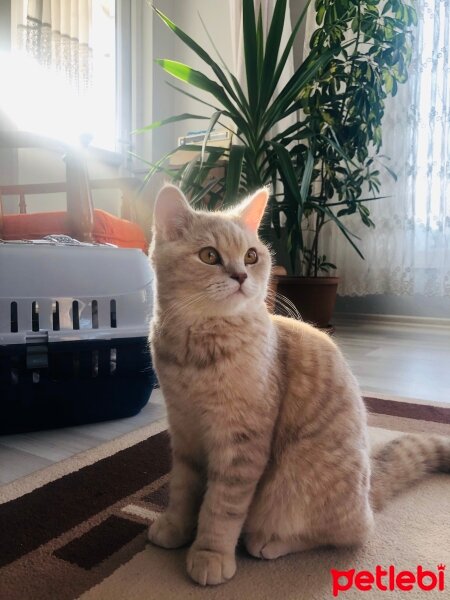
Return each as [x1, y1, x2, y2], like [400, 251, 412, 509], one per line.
[148, 184, 450, 586]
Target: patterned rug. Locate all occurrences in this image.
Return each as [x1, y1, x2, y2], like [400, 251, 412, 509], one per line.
[0, 397, 449, 600]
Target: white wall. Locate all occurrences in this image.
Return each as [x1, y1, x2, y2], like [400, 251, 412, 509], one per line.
[150, 0, 176, 162]
[151, 0, 233, 158]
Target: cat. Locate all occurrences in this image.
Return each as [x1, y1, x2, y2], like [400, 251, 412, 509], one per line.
[147, 184, 450, 586]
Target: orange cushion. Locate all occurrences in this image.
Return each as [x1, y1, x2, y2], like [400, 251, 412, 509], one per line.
[92, 210, 148, 252]
[2, 209, 148, 253]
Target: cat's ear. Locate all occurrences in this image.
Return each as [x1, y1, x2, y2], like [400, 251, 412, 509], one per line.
[153, 184, 193, 240]
[236, 188, 269, 232]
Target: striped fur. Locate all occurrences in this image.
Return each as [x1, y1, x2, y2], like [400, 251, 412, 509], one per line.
[147, 185, 450, 586]
[370, 434, 450, 511]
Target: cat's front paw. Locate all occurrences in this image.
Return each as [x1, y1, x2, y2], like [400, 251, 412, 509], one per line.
[187, 547, 236, 586]
[148, 513, 193, 549]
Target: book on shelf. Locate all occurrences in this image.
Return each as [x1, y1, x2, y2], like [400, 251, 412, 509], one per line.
[169, 129, 231, 167]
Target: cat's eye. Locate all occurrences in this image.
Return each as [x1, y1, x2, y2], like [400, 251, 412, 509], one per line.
[199, 247, 221, 265]
[245, 248, 258, 265]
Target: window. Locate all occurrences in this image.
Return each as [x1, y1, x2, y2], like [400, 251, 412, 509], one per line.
[411, 3, 450, 230]
[4, 0, 117, 150]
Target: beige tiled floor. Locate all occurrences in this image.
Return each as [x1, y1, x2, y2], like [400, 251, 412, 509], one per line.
[1, 319, 449, 485]
[334, 319, 450, 404]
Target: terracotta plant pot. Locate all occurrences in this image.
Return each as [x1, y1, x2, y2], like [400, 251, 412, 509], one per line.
[275, 275, 339, 328]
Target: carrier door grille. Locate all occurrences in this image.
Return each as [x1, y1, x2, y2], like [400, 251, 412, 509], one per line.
[6, 298, 118, 332]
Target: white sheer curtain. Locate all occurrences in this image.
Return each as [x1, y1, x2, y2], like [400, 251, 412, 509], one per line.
[304, 0, 450, 297]
[8, 0, 117, 149]
[17, 0, 93, 94]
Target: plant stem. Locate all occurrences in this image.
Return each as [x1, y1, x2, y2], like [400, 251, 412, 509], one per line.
[313, 212, 325, 276]
[306, 159, 325, 276]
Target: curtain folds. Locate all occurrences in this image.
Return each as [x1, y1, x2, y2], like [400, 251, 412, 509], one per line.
[17, 0, 93, 94]
[304, 0, 450, 297]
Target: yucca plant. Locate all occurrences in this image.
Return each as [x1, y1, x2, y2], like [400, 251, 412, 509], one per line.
[141, 0, 415, 277]
[140, 0, 334, 245]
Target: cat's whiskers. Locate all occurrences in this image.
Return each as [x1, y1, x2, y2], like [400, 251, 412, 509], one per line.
[276, 292, 302, 320]
[273, 299, 299, 320]
[206, 280, 242, 301]
[265, 290, 302, 320]
[157, 292, 206, 333]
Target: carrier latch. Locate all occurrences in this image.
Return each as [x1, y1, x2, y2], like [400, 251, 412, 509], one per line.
[26, 331, 49, 369]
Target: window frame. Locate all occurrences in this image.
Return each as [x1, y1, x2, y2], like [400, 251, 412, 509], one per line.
[116, 0, 153, 172]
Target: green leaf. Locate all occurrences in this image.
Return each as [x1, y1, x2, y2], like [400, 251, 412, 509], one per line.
[256, 5, 264, 81]
[300, 149, 314, 204]
[268, 0, 312, 106]
[156, 59, 225, 100]
[316, 5, 326, 25]
[154, 7, 215, 69]
[165, 82, 220, 112]
[133, 146, 180, 186]
[134, 112, 208, 134]
[201, 110, 222, 165]
[271, 141, 304, 237]
[180, 155, 203, 190]
[324, 128, 359, 168]
[224, 145, 245, 204]
[154, 6, 250, 117]
[196, 11, 252, 118]
[259, 0, 287, 109]
[337, 208, 349, 217]
[156, 60, 252, 137]
[263, 45, 336, 136]
[242, 0, 259, 107]
[379, 161, 398, 181]
[383, 70, 394, 93]
[322, 206, 364, 259]
[382, 0, 392, 15]
[191, 177, 224, 207]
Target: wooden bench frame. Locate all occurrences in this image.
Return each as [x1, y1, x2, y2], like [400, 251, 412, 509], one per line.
[0, 131, 146, 242]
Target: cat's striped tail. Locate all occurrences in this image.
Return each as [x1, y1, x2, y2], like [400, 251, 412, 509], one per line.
[370, 434, 450, 511]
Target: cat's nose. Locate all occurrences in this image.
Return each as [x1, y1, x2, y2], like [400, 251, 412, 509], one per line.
[230, 272, 248, 285]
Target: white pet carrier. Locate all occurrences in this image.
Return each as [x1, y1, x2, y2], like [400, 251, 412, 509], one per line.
[0, 240, 155, 432]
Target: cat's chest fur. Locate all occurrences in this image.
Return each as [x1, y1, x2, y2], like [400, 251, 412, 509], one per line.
[151, 311, 279, 439]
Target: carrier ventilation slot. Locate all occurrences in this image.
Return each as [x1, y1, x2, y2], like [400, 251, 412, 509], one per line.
[52, 301, 60, 331]
[11, 367, 19, 385]
[92, 350, 99, 377]
[10, 302, 18, 332]
[72, 301, 80, 330]
[110, 300, 117, 328]
[110, 348, 117, 374]
[32, 302, 39, 332]
[92, 300, 99, 329]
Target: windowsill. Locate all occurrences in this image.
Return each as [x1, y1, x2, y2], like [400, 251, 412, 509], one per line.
[86, 145, 124, 167]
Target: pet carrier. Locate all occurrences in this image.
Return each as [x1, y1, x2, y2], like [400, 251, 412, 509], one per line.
[0, 240, 155, 433]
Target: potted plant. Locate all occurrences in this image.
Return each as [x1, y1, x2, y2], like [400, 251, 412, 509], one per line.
[141, 0, 416, 327]
[273, 0, 416, 327]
